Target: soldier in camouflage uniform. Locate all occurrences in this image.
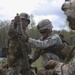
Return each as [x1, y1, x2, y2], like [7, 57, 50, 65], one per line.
[36, 45, 75, 75]
[20, 19, 74, 75]
[54, 58, 75, 75]
[42, 56, 75, 75]
[7, 13, 31, 75]
[61, 0, 75, 30]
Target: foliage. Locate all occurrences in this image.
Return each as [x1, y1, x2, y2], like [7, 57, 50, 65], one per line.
[30, 48, 42, 69]
[33, 56, 42, 69]
[0, 21, 10, 48]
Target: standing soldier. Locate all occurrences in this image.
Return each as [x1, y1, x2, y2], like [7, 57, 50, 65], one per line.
[7, 12, 31, 75]
[28, 19, 65, 66]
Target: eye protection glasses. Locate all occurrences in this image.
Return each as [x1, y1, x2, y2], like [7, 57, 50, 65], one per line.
[40, 29, 48, 34]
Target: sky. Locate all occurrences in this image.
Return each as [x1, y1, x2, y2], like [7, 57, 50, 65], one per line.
[0, 0, 69, 30]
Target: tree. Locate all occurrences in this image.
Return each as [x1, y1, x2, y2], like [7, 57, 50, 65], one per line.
[28, 14, 41, 39]
[0, 20, 10, 48]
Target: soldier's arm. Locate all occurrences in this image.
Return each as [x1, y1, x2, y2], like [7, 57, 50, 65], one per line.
[8, 14, 21, 37]
[8, 20, 19, 39]
[28, 34, 62, 48]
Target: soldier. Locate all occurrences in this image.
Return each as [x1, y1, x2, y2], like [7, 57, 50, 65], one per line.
[35, 44, 75, 75]
[61, 0, 75, 30]
[20, 19, 74, 67]
[7, 12, 31, 75]
[20, 19, 75, 75]
[54, 58, 75, 75]
[43, 57, 75, 75]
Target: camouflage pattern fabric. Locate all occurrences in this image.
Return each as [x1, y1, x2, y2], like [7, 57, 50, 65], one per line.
[37, 68, 55, 75]
[54, 58, 75, 75]
[7, 20, 31, 75]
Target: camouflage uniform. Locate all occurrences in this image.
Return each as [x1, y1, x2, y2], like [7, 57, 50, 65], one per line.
[28, 19, 67, 67]
[37, 49, 75, 75]
[34, 46, 75, 75]
[59, 2, 75, 74]
[54, 58, 75, 75]
[61, 0, 75, 30]
[24, 19, 72, 75]
[37, 68, 55, 75]
[29, 33, 65, 66]
[7, 13, 31, 75]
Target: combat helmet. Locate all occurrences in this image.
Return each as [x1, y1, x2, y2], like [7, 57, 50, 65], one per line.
[20, 13, 30, 24]
[61, 2, 70, 11]
[37, 19, 53, 31]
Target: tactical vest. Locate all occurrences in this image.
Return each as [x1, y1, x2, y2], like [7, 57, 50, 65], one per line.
[41, 44, 65, 60]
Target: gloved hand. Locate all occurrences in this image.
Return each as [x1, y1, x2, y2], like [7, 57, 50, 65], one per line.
[13, 13, 21, 29]
[44, 60, 59, 69]
[8, 14, 20, 37]
[19, 34, 28, 42]
[29, 57, 34, 65]
[14, 13, 20, 23]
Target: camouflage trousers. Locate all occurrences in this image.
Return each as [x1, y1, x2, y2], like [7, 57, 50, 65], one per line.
[37, 68, 56, 75]
[7, 59, 23, 75]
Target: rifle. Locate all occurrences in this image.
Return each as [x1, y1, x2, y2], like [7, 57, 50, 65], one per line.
[15, 13, 31, 75]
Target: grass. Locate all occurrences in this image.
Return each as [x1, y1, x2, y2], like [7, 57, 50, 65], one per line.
[30, 48, 42, 69]
[32, 56, 42, 69]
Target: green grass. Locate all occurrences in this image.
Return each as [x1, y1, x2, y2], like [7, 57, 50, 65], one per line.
[30, 48, 42, 69]
[32, 56, 42, 69]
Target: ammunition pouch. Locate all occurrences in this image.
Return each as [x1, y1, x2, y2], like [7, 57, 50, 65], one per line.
[61, 46, 70, 57]
[61, 45, 75, 62]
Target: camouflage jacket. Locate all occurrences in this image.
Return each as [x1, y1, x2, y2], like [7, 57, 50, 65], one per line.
[29, 33, 64, 66]
[55, 58, 75, 75]
[7, 20, 31, 67]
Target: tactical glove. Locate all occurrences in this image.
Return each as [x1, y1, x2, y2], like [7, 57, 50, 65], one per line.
[29, 57, 34, 65]
[44, 60, 59, 69]
[19, 34, 28, 42]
